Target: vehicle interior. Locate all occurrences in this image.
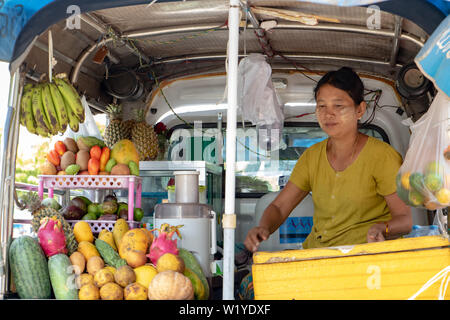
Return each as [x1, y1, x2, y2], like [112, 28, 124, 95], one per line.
[7, 0, 447, 298]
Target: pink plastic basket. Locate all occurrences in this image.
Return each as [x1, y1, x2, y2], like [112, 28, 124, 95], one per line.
[38, 175, 142, 222]
[67, 220, 141, 233]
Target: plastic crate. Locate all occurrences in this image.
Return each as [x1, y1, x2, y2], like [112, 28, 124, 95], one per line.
[67, 220, 141, 233]
[38, 175, 142, 222]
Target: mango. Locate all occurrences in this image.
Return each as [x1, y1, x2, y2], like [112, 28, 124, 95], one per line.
[73, 221, 94, 243]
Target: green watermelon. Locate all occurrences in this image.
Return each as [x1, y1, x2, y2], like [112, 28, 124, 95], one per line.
[48, 254, 79, 300]
[9, 236, 52, 299]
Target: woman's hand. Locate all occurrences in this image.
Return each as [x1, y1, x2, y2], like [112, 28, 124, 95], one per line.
[367, 223, 386, 242]
[244, 226, 270, 252]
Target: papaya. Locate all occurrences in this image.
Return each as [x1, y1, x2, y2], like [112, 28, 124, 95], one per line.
[178, 248, 209, 300]
[110, 139, 139, 166]
[184, 267, 206, 300]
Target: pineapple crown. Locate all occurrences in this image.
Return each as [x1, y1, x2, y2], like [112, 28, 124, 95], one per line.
[19, 192, 43, 213]
[106, 103, 123, 120]
[134, 108, 147, 123]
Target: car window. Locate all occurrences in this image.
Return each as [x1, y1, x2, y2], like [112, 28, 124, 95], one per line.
[169, 123, 389, 194]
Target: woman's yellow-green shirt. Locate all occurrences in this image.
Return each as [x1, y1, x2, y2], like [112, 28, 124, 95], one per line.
[289, 135, 402, 249]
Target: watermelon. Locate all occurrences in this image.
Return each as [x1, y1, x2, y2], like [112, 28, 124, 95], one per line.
[48, 254, 79, 300]
[8, 236, 52, 299]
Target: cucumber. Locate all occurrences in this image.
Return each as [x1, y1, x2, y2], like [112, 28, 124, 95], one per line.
[48, 254, 79, 300]
[8, 236, 52, 299]
[95, 239, 127, 269]
[178, 248, 209, 300]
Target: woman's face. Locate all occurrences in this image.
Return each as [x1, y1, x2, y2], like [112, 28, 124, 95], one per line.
[315, 84, 365, 138]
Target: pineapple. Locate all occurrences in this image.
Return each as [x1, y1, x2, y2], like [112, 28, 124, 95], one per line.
[20, 192, 78, 255]
[103, 103, 128, 148]
[122, 119, 135, 140]
[131, 108, 159, 160]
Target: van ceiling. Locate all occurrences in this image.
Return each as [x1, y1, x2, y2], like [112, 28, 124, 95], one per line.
[22, 0, 429, 108]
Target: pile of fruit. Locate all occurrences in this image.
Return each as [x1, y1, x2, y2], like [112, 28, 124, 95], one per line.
[59, 194, 144, 222]
[20, 74, 85, 137]
[9, 207, 209, 300]
[397, 159, 450, 210]
[40, 136, 140, 176]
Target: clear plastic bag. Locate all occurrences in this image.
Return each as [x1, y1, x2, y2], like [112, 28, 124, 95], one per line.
[237, 53, 284, 151]
[396, 91, 450, 210]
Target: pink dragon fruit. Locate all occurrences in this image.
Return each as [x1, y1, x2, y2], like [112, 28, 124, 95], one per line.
[37, 216, 68, 257]
[147, 223, 182, 265]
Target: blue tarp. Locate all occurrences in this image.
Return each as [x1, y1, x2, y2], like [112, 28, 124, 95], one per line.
[0, 0, 448, 68]
[415, 15, 450, 98]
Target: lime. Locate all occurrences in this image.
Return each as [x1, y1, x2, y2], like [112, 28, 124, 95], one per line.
[409, 172, 425, 192]
[88, 203, 101, 218]
[133, 208, 144, 222]
[82, 212, 97, 220]
[424, 161, 443, 175]
[408, 189, 424, 207]
[424, 173, 443, 192]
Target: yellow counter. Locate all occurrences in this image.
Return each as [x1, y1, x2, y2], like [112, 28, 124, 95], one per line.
[252, 236, 450, 300]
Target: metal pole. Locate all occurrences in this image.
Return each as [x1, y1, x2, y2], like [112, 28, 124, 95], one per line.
[222, 0, 240, 300]
[0, 70, 20, 299]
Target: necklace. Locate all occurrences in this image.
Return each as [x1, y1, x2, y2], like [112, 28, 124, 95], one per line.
[327, 133, 360, 171]
[349, 133, 359, 162]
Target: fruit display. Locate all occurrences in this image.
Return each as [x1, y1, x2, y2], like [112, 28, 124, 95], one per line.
[40, 136, 140, 177]
[397, 158, 450, 210]
[20, 74, 85, 137]
[9, 221, 209, 300]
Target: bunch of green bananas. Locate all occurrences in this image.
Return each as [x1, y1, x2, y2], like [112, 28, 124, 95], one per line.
[20, 74, 85, 137]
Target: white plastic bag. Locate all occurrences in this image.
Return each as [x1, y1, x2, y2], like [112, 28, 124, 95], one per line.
[396, 91, 450, 210]
[62, 95, 103, 140]
[237, 53, 284, 150]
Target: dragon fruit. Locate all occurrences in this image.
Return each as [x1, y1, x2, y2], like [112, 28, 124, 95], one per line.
[37, 216, 68, 257]
[147, 223, 183, 265]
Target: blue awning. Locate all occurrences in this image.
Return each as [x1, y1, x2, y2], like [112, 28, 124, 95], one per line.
[415, 15, 450, 98]
[1, 0, 449, 70]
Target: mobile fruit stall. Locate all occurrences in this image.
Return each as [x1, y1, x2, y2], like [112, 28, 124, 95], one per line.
[0, 0, 449, 302]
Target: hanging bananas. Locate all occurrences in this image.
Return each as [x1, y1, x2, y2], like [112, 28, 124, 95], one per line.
[18, 74, 85, 137]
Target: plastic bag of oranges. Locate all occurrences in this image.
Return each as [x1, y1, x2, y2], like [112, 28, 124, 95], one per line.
[396, 91, 450, 210]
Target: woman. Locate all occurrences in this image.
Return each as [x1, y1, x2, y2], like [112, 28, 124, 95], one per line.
[244, 67, 412, 252]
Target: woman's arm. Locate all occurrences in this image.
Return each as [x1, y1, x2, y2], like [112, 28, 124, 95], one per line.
[244, 181, 310, 252]
[367, 192, 413, 242]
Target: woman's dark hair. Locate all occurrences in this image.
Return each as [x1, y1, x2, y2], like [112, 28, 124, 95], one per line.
[314, 67, 364, 105]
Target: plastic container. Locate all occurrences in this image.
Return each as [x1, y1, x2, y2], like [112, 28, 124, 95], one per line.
[404, 225, 441, 238]
[174, 171, 199, 203]
[254, 191, 314, 251]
